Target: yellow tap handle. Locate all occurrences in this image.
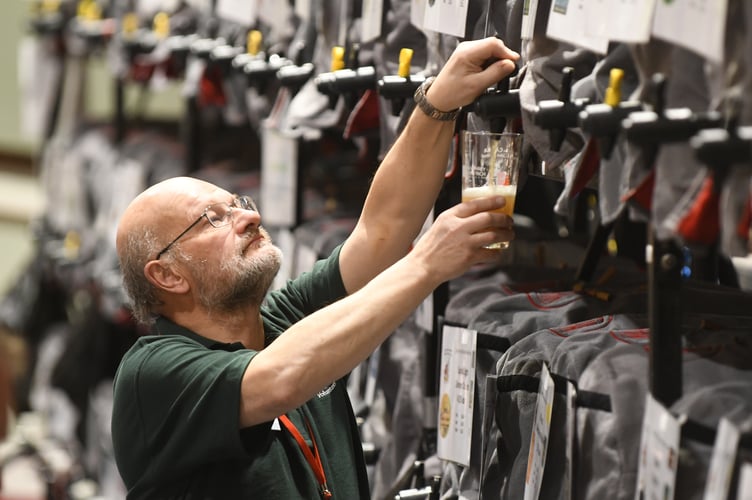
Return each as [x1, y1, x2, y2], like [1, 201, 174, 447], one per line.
[331, 46, 345, 71]
[153, 12, 170, 38]
[398, 48, 413, 78]
[78, 0, 101, 21]
[40, 0, 61, 14]
[604, 68, 624, 107]
[247, 30, 263, 56]
[122, 12, 139, 35]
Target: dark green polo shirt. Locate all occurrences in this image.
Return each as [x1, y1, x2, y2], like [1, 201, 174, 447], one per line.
[111, 245, 370, 499]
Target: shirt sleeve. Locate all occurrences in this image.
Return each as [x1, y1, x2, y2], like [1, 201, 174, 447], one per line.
[112, 336, 258, 488]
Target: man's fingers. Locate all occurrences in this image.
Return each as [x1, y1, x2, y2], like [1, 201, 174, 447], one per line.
[452, 195, 508, 218]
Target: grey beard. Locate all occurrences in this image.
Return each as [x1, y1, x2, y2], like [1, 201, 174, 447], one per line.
[196, 244, 282, 312]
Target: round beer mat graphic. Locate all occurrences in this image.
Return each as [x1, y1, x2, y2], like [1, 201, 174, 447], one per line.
[439, 393, 451, 438]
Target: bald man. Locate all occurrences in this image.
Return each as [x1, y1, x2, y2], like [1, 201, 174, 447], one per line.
[111, 37, 519, 499]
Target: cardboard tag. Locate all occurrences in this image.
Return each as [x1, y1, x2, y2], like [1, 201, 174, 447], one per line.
[702, 417, 740, 500]
[216, 0, 257, 26]
[523, 363, 555, 500]
[546, 0, 609, 54]
[423, 0, 468, 38]
[635, 395, 681, 500]
[260, 125, 298, 228]
[437, 325, 477, 467]
[521, 0, 540, 40]
[652, 0, 727, 63]
[361, 0, 384, 42]
[586, 0, 656, 44]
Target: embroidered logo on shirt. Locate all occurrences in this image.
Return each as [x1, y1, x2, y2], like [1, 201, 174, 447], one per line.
[317, 381, 336, 398]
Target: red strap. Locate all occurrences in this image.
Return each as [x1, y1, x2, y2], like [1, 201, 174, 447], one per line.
[278, 414, 332, 499]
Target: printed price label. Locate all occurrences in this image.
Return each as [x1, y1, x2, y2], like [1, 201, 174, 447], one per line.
[437, 325, 477, 467]
[703, 417, 740, 500]
[423, 0, 468, 38]
[260, 125, 298, 228]
[652, 0, 727, 63]
[523, 363, 555, 500]
[634, 395, 681, 500]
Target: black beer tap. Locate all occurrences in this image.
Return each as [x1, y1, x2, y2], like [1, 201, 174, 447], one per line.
[578, 68, 642, 159]
[532, 66, 591, 151]
[377, 48, 425, 117]
[315, 44, 378, 110]
[470, 62, 520, 133]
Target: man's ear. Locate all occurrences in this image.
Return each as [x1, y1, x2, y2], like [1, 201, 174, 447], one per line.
[144, 260, 190, 294]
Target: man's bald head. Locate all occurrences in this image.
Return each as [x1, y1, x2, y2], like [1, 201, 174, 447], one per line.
[116, 176, 228, 324]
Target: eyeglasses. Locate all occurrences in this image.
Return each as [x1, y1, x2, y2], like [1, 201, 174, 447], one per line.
[154, 195, 258, 260]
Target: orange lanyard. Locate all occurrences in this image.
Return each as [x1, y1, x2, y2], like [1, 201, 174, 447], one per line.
[278, 414, 332, 499]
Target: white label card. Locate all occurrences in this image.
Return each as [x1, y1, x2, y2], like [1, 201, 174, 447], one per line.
[521, 0, 539, 40]
[564, 381, 576, 500]
[585, 0, 656, 44]
[738, 463, 752, 499]
[295, 0, 311, 23]
[18, 37, 62, 141]
[216, 0, 258, 26]
[410, 0, 427, 29]
[437, 325, 477, 467]
[295, 244, 318, 279]
[361, 0, 383, 42]
[523, 363, 555, 500]
[546, 0, 609, 55]
[634, 395, 681, 500]
[423, 0, 468, 38]
[652, 0, 727, 63]
[702, 417, 740, 500]
[260, 126, 298, 228]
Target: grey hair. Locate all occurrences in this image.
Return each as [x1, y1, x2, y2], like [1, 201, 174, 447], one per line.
[119, 227, 163, 326]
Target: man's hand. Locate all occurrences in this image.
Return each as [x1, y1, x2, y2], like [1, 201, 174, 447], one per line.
[409, 196, 515, 285]
[426, 37, 520, 113]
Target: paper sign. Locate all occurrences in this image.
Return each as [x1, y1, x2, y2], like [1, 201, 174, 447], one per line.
[634, 394, 681, 500]
[564, 381, 576, 500]
[652, 0, 727, 63]
[437, 325, 477, 467]
[361, 0, 383, 42]
[410, 0, 427, 29]
[18, 37, 62, 140]
[521, 0, 540, 40]
[738, 463, 752, 499]
[270, 227, 295, 290]
[260, 125, 298, 228]
[216, 0, 257, 26]
[523, 363, 555, 500]
[702, 417, 740, 500]
[585, 0, 656, 44]
[423, 0, 468, 38]
[546, 0, 609, 54]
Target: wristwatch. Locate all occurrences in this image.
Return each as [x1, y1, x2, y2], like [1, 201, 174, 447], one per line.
[413, 76, 460, 121]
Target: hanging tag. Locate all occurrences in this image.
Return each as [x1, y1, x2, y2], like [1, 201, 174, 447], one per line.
[361, 0, 383, 42]
[216, 0, 258, 26]
[702, 417, 740, 500]
[295, 243, 318, 278]
[520, 0, 539, 40]
[652, 0, 727, 63]
[738, 463, 752, 499]
[523, 363, 555, 500]
[270, 228, 295, 290]
[563, 381, 576, 500]
[546, 0, 608, 55]
[260, 125, 298, 228]
[437, 325, 477, 467]
[18, 36, 62, 140]
[423, 0, 468, 38]
[586, 0, 656, 44]
[259, 0, 292, 35]
[634, 395, 681, 500]
[295, 0, 311, 23]
[410, 0, 427, 29]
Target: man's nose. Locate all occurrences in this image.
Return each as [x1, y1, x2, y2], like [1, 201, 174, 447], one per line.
[233, 207, 261, 233]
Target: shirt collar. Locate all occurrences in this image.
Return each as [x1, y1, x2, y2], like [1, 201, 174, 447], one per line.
[152, 316, 246, 352]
